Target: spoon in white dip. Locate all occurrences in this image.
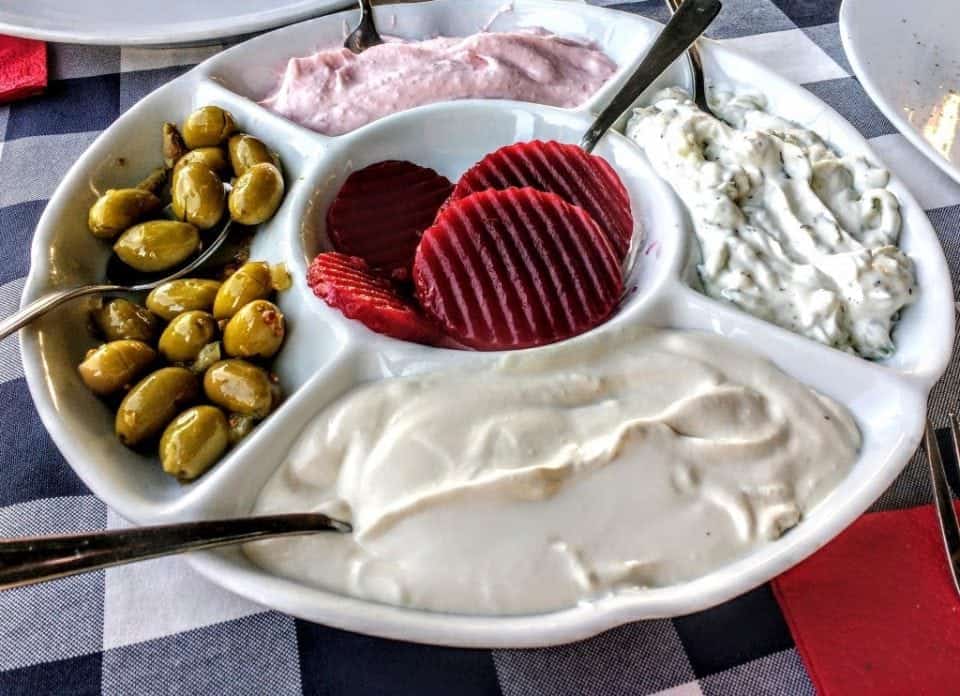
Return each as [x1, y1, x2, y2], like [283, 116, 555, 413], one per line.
[579, 0, 721, 152]
[664, 0, 715, 116]
[0, 514, 351, 590]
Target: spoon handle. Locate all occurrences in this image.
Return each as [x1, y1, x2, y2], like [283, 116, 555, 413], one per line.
[664, 0, 712, 114]
[0, 513, 351, 590]
[0, 283, 123, 342]
[580, 0, 721, 152]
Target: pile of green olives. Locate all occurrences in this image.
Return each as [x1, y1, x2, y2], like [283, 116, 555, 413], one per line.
[78, 105, 294, 482]
[87, 105, 286, 274]
[78, 263, 289, 483]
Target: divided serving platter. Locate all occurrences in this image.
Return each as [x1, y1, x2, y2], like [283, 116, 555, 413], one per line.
[18, 0, 955, 647]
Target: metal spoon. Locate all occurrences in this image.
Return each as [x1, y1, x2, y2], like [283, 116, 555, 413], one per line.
[665, 0, 715, 116]
[0, 215, 233, 342]
[0, 513, 351, 591]
[580, 0, 721, 153]
[344, 0, 383, 54]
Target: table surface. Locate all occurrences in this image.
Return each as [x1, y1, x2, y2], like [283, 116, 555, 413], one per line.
[1, 0, 958, 694]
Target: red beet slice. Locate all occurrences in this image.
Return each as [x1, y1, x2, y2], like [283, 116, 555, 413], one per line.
[327, 160, 453, 280]
[447, 141, 634, 259]
[308, 252, 441, 345]
[414, 187, 623, 350]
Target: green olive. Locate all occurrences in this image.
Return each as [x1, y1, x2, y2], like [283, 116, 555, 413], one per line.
[191, 341, 222, 374]
[112, 220, 200, 273]
[228, 134, 278, 177]
[136, 167, 167, 195]
[163, 122, 189, 170]
[158, 311, 218, 362]
[93, 298, 160, 342]
[223, 300, 285, 359]
[203, 359, 273, 418]
[172, 162, 225, 230]
[146, 278, 221, 321]
[270, 263, 292, 291]
[172, 147, 231, 181]
[182, 105, 236, 149]
[116, 367, 199, 446]
[78, 340, 156, 396]
[160, 405, 229, 481]
[212, 261, 272, 320]
[227, 412, 256, 446]
[228, 162, 284, 225]
[88, 188, 162, 240]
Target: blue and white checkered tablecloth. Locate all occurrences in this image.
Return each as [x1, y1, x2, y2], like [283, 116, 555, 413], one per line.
[0, 0, 958, 693]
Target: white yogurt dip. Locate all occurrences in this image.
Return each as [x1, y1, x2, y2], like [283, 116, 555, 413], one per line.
[247, 327, 859, 615]
[626, 89, 916, 359]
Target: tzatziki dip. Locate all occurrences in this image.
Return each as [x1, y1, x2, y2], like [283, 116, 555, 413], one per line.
[246, 327, 859, 615]
[626, 88, 916, 359]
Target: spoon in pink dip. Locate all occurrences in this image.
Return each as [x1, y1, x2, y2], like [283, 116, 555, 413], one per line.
[344, 0, 384, 54]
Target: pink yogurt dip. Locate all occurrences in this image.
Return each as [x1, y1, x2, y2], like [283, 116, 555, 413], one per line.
[260, 30, 617, 136]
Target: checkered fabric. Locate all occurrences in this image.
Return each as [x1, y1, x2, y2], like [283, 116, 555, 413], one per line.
[0, 0, 957, 693]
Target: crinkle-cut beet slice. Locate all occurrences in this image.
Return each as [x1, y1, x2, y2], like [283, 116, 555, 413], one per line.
[307, 252, 442, 345]
[414, 187, 623, 350]
[327, 160, 453, 280]
[448, 140, 634, 259]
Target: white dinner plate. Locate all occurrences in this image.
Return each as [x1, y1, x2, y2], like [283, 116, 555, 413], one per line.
[18, 0, 955, 647]
[0, 0, 352, 47]
[840, 0, 960, 185]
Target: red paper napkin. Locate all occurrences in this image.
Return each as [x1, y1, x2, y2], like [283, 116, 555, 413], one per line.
[0, 36, 47, 104]
[773, 502, 960, 695]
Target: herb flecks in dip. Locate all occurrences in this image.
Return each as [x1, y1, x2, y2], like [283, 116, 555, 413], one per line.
[627, 89, 916, 359]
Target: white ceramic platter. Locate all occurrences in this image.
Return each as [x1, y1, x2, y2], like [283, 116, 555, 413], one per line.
[0, 0, 352, 47]
[19, 0, 955, 647]
[840, 0, 960, 185]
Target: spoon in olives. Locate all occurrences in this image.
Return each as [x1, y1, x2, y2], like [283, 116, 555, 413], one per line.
[0, 215, 233, 342]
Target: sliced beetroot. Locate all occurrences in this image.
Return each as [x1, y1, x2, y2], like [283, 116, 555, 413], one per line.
[326, 160, 453, 281]
[447, 140, 634, 260]
[414, 187, 623, 351]
[307, 252, 442, 345]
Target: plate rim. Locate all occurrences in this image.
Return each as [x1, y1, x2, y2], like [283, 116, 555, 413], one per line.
[0, 0, 354, 47]
[839, 0, 960, 186]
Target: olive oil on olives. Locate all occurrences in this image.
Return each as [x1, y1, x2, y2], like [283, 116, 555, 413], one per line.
[203, 359, 274, 418]
[88, 188, 162, 240]
[116, 367, 199, 446]
[80, 106, 290, 482]
[228, 162, 284, 225]
[93, 298, 160, 343]
[78, 340, 156, 395]
[172, 147, 231, 181]
[182, 105, 236, 149]
[146, 279, 221, 320]
[158, 311, 218, 362]
[223, 300, 285, 359]
[160, 406, 229, 481]
[113, 220, 200, 273]
[213, 261, 272, 320]
[228, 134, 278, 177]
[172, 162, 225, 230]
